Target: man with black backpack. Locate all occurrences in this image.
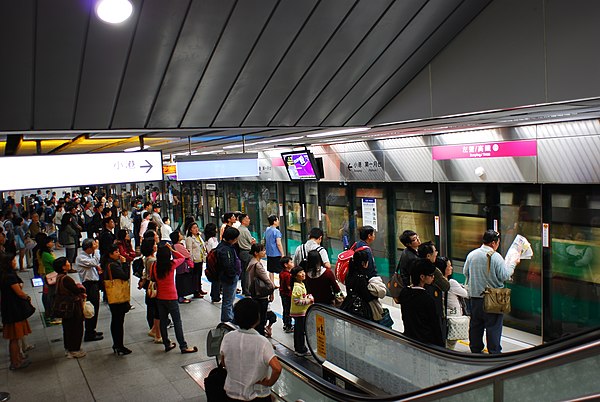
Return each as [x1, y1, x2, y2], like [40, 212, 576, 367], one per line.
[293, 227, 330, 270]
[215, 227, 241, 323]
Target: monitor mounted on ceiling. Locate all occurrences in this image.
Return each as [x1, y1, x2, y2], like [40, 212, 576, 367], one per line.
[281, 150, 321, 181]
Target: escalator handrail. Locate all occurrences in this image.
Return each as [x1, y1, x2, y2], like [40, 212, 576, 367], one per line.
[275, 327, 600, 402]
[305, 303, 596, 366]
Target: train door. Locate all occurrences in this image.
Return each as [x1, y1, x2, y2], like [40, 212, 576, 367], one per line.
[283, 183, 304, 256]
[319, 184, 350, 263]
[544, 185, 600, 340]
[205, 183, 223, 229]
[394, 183, 439, 268]
[256, 183, 279, 243]
[239, 182, 260, 240]
[352, 184, 392, 280]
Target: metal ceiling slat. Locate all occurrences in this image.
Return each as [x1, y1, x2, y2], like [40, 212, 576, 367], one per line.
[111, 0, 191, 129]
[73, 0, 140, 129]
[212, 0, 319, 127]
[0, 0, 34, 130]
[242, 0, 357, 127]
[296, 0, 428, 127]
[271, 0, 393, 127]
[34, 0, 89, 130]
[181, 0, 279, 127]
[147, 0, 236, 128]
[351, 0, 493, 126]
[322, 0, 464, 126]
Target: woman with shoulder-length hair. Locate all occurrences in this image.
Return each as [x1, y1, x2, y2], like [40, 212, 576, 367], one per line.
[101, 244, 132, 355]
[155, 244, 198, 354]
[53, 257, 87, 359]
[140, 237, 161, 343]
[184, 222, 207, 299]
[246, 243, 275, 336]
[0, 253, 33, 370]
[304, 249, 341, 306]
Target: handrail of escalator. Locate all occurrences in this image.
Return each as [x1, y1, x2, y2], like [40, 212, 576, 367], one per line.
[304, 303, 595, 365]
[273, 327, 600, 401]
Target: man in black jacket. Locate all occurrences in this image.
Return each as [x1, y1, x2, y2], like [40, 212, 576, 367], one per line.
[215, 226, 240, 323]
[397, 230, 421, 286]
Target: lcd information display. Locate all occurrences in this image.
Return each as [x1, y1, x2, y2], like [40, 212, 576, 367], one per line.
[281, 151, 319, 180]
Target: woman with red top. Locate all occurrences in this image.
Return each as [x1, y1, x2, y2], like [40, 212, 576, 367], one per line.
[304, 250, 341, 305]
[116, 229, 136, 268]
[154, 243, 198, 354]
[170, 231, 195, 304]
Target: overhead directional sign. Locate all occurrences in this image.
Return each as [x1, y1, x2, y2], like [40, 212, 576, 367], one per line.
[176, 153, 259, 180]
[0, 151, 163, 191]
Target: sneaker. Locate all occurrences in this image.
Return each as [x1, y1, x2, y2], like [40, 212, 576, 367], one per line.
[66, 350, 87, 359]
[284, 326, 294, 333]
[294, 350, 311, 357]
[211, 299, 222, 304]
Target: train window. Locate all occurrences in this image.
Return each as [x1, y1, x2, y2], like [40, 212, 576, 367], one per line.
[395, 187, 436, 254]
[449, 186, 487, 265]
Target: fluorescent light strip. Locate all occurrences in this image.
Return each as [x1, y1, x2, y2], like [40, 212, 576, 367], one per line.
[306, 127, 370, 138]
[124, 145, 150, 152]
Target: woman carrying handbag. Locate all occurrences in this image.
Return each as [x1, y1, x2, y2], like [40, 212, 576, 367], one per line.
[53, 257, 87, 358]
[247, 243, 275, 336]
[102, 244, 132, 356]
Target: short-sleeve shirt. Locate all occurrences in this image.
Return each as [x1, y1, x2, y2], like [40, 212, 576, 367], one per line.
[264, 226, 282, 257]
[220, 328, 275, 400]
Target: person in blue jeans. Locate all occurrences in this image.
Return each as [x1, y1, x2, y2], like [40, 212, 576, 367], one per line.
[264, 215, 284, 283]
[215, 227, 241, 323]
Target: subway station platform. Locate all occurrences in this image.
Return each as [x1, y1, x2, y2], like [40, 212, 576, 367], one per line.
[0, 250, 539, 401]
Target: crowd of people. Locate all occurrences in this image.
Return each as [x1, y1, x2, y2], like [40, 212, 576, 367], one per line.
[0, 189, 519, 400]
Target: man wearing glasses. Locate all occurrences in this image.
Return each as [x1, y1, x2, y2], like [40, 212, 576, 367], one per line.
[464, 230, 519, 354]
[397, 230, 421, 286]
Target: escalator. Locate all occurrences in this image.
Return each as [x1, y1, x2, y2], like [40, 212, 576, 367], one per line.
[207, 304, 600, 401]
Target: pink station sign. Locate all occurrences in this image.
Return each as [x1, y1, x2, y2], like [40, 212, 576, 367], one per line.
[432, 139, 537, 161]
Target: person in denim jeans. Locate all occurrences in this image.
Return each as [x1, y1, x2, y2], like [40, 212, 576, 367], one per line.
[154, 244, 198, 354]
[215, 227, 241, 323]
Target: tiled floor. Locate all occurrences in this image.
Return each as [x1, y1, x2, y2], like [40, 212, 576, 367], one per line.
[1, 253, 539, 401]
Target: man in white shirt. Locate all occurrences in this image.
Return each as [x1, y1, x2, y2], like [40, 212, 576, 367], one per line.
[76, 238, 103, 342]
[293, 227, 330, 269]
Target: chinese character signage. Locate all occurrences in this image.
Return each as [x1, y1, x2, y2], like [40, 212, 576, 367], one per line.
[432, 140, 537, 160]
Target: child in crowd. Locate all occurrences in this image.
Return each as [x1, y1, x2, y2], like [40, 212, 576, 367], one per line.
[290, 267, 313, 357]
[279, 257, 294, 333]
[160, 216, 173, 246]
[264, 302, 277, 338]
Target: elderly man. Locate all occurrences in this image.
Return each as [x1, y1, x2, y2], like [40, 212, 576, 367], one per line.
[464, 230, 519, 354]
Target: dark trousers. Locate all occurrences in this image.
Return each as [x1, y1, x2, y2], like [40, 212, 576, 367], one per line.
[157, 299, 188, 350]
[281, 295, 292, 328]
[252, 298, 269, 336]
[62, 315, 84, 352]
[108, 303, 129, 348]
[65, 247, 77, 264]
[83, 281, 100, 337]
[293, 315, 307, 353]
[239, 250, 251, 295]
[191, 262, 204, 295]
[145, 294, 158, 329]
[469, 297, 504, 354]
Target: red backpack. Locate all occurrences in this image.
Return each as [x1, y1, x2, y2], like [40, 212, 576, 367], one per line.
[205, 248, 220, 282]
[335, 243, 370, 284]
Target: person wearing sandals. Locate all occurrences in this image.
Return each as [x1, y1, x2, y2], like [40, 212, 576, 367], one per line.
[0, 253, 33, 370]
[101, 244, 133, 356]
[140, 238, 161, 344]
[155, 243, 198, 354]
[53, 257, 87, 359]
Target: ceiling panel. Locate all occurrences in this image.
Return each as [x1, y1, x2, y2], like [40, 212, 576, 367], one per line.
[296, 0, 428, 127]
[111, 0, 190, 128]
[352, 0, 493, 126]
[34, 0, 89, 129]
[271, 0, 393, 126]
[322, 0, 464, 126]
[212, 0, 319, 127]
[243, 0, 357, 127]
[73, 0, 140, 129]
[0, 0, 34, 130]
[147, 0, 236, 128]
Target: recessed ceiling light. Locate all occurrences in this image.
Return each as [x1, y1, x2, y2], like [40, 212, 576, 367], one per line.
[96, 0, 133, 24]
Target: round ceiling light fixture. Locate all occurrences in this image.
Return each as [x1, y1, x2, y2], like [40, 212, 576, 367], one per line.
[96, 0, 133, 24]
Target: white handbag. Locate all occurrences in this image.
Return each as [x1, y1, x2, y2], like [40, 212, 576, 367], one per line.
[447, 315, 470, 341]
[83, 300, 95, 319]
